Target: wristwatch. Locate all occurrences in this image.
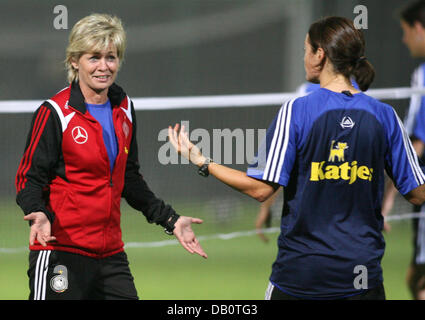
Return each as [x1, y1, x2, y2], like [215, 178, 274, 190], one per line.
[198, 157, 213, 177]
[164, 212, 180, 235]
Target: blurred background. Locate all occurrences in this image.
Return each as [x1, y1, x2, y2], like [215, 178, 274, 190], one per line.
[0, 0, 420, 299]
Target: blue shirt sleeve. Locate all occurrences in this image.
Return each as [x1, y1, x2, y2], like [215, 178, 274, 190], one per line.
[385, 106, 425, 195]
[413, 103, 425, 144]
[246, 99, 298, 186]
[403, 65, 425, 136]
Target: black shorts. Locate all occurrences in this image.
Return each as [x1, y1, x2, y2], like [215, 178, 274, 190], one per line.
[265, 282, 386, 300]
[28, 250, 138, 300]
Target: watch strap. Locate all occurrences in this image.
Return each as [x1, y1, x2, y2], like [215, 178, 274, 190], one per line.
[164, 212, 180, 235]
[198, 157, 213, 177]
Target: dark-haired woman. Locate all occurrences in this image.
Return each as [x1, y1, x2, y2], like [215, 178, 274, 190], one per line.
[168, 16, 425, 300]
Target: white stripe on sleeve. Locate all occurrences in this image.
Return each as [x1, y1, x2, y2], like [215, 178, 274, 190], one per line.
[273, 99, 294, 183]
[394, 109, 425, 186]
[263, 99, 295, 182]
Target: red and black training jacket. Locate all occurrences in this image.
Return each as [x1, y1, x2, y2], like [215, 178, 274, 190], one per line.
[16, 82, 178, 258]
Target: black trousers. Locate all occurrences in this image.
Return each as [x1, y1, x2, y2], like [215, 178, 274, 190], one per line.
[28, 250, 138, 300]
[267, 283, 386, 300]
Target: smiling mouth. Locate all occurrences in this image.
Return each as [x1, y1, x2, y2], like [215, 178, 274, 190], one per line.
[93, 75, 111, 81]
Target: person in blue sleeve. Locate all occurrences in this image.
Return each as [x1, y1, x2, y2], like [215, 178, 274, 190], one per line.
[254, 82, 319, 242]
[380, 0, 425, 300]
[169, 16, 425, 300]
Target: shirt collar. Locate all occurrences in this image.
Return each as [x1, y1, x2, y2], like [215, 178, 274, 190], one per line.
[68, 81, 127, 114]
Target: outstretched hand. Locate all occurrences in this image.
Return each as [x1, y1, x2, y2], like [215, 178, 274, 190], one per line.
[24, 212, 56, 246]
[173, 216, 207, 259]
[168, 123, 205, 167]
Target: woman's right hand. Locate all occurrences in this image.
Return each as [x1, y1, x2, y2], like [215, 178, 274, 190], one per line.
[24, 211, 56, 246]
[168, 123, 206, 167]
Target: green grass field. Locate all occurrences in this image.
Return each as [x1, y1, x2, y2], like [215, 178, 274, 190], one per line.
[0, 198, 415, 300]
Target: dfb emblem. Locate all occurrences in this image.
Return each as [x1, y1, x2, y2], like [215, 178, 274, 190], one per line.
[72, 126, 88, 144]
[50, 265, 68, 293]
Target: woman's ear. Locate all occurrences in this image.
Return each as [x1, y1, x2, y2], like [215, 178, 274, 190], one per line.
[313, 47, 326, 71]
[71, 58, 79, 70]
[316, 47, 326, 64]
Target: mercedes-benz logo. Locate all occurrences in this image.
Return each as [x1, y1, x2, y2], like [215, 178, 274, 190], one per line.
[71, 126, 88, 144]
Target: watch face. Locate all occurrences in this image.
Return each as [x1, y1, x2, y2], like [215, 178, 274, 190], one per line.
[198, 165, 209, 177]
[164, 228, 174, 235]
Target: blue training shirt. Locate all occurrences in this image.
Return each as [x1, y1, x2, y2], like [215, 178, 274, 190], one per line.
[409, 64, 425, 266]
[86, 100, 118, 173]
[247, 88, 425, 299]
[414, 99, 425, 144]
[404, 63, 425, 137]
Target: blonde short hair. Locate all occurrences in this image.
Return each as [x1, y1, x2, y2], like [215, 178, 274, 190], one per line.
[65, 14, 126, 83]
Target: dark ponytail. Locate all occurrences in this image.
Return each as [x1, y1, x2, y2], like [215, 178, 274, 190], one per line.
[352, 57, 375, 91]
[308, 16, 375, 91]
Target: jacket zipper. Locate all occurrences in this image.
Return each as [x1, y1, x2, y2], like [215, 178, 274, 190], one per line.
[81, 112, 112, 255]
[91, 117, 115, 255]
[104, 109, 121, 254]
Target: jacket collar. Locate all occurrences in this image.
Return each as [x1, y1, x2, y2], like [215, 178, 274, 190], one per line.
[68, 81, 127, 114]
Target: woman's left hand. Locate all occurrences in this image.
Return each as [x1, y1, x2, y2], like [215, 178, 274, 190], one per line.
[168, 123, 205, 167]
[173, 216, 208, 259]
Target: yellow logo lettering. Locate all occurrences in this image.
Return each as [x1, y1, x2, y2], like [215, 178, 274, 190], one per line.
[309, 141, 373, 184]
[339, 162, 350, 180]
[309, 161, 373, 184]
[349, 161, 358, 184]
[310, 161, 326, 181]
[325, 165, 340, 180]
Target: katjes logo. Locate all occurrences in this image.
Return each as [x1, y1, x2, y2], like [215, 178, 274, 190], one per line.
[328, 140, 348, 162]
[71, 126, 88, 144]
[310, 140, 373, 184]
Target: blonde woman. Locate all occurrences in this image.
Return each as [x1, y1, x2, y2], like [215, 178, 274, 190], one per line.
[15, 13, 206, 300]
